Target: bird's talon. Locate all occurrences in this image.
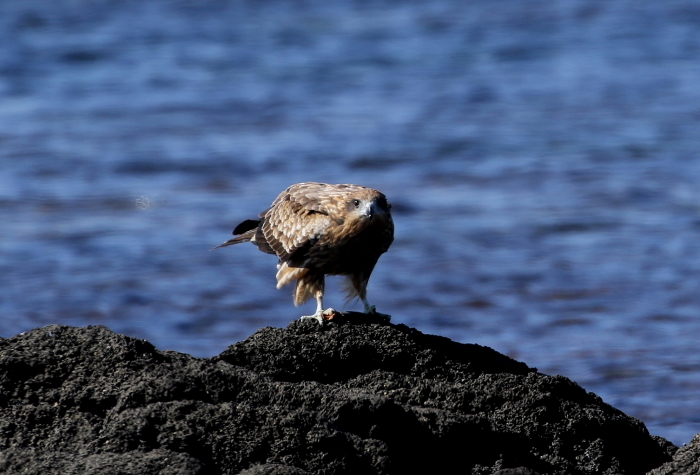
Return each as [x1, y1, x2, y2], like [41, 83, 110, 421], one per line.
[300, 315, 324, 325]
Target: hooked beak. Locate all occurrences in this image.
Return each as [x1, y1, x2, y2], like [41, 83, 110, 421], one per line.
[363, 201, 377, 220]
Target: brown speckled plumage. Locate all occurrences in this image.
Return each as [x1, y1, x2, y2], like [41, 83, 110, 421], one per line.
[214, 182, 394, 321]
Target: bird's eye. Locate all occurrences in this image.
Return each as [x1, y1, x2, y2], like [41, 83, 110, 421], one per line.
[352, 199, 361, 207]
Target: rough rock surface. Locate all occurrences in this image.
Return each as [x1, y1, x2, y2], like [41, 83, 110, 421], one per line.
[0, 319, 685, 474]
[649, 434, 700, 475]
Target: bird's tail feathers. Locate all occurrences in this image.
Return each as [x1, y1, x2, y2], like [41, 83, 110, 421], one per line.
[210, 229, 256, 250]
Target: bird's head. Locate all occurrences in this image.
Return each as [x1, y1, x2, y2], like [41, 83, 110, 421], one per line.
[345, 191, 392, 227]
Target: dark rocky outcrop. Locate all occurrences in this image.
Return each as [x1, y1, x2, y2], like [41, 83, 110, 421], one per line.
[0, 318, 686, 474]
[649, 434, 700, 475]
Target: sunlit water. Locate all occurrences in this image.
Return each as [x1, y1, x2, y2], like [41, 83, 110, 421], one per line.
[2, 0, 700, 446]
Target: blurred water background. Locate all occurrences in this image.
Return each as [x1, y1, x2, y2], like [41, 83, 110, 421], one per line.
[2, 0, 700, 445]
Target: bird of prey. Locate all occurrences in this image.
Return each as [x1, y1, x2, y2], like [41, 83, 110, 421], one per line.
[214, 182, 394, 324]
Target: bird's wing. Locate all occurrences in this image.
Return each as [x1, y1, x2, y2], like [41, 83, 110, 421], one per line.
[261, 196, 333, 264]
[261, 182, 374, 264]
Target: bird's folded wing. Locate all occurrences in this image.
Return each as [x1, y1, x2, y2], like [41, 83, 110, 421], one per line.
[261, 198, 332, 262]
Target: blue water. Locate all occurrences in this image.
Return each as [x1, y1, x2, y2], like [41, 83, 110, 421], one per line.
[2, 0, 700, 446]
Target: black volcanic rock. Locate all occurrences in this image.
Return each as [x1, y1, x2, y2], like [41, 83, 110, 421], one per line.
[0, 319, 682, 474]
[649, 434, 700, 475]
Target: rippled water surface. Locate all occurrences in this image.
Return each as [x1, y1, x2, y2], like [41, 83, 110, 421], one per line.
[2, 0, 700, 445]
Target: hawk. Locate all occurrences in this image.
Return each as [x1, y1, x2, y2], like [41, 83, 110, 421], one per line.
[214, 182, 394, 324]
